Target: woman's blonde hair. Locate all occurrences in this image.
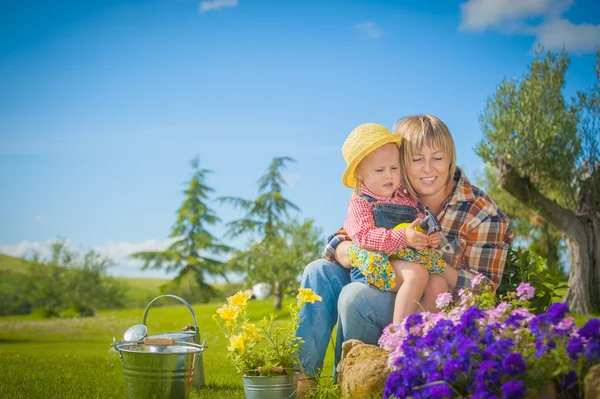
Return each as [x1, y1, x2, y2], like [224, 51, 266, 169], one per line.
[393, 114, 456, 199]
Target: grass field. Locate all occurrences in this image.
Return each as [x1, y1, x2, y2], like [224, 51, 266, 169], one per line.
[0, 298, 336, 399]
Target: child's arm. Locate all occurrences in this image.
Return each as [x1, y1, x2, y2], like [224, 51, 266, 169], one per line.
[344, 196, 408, 254]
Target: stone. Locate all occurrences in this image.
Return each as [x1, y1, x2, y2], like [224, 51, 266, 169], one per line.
[336, 339, 391, 399]
[585, 364, 600, 399]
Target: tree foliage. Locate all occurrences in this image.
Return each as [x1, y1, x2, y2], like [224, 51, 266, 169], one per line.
[476, 49, 600, 314]
[131, 156, 231, 298]
[219, 157, 300, 240]
[220, 157, 307, 309]
[24, 240, 125, 316]
[478, 165, 566, 274]
[229, 219, 322, 309]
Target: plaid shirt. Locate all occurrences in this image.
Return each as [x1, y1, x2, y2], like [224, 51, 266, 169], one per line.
[344, 186, 424, 254]
[324, 168, 514, 293]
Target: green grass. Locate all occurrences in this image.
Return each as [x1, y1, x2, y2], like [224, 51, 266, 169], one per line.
[0, 253, 29, 273]
[0, 298, 336, 399]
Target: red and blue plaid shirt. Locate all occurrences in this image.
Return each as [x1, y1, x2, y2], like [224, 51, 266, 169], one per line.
[325, 168, 514, 293]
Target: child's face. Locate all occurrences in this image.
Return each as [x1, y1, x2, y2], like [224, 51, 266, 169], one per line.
[356, 143, 401, 197]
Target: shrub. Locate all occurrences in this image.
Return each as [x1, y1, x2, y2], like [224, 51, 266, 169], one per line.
[497, 247, 567, 314]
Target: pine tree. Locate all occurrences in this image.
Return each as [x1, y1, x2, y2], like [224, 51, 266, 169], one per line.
[132, 156, 230, 300]
[220, 156, 306, 309]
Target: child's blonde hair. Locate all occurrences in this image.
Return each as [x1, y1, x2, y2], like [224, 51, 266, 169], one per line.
[393, 114, 456, 199]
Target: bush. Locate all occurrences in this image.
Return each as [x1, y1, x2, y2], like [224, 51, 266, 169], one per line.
[22, 241, 126, 316]
[497, 247, 567, 314]
[31, 307, 60, 319]
[159, 273, 218, 304]
[214, 283, 247, 301]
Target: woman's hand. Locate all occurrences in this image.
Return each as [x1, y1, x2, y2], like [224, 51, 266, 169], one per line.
[335, 241, 353, 269]
[405, 219, 429, 251]
[428, 232, 441, 249]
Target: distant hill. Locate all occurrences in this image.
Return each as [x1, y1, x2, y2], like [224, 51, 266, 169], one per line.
[0, 253, 169, 309]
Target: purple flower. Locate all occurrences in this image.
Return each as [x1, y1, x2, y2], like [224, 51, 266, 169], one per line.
[501, 379, 526, 399]
[579, 318, 600, 340]
[436, 292, 453, 310]
[561, 370, 578, 390]
[545, 302, 569, 323]
[515, 282, 535, 300]
[422, 383, 454, 398]
[567, 337, 584, 360]
[442, 359, 464, 381]
[502, 353, 526, 375]
[478, 360, 501, 383]
[405, 313, 424, 330]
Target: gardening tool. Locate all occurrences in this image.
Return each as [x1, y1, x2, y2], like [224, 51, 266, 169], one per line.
[393, 206, 442, 236]
[113, 295, 207, 399]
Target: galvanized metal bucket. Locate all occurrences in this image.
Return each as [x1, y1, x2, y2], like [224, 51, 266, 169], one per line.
[242, 369, 299, 399]
[116, 341, 204, 399]
[114, 295, 207, 399]
[142, 295, 207, 389]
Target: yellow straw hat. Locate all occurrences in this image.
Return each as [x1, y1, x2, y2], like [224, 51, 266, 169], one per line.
[342, 123, 401, 188]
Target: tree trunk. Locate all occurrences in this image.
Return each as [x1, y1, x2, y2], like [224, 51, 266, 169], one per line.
[496, 157, 600, 314]
[273, 280, 282, 310]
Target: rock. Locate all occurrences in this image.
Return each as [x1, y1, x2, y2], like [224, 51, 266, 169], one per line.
[585, 364, 600, 399]
[336, 339, 391, 399]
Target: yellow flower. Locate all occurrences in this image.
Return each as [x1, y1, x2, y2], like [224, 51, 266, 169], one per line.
[228, 333, 246, 353]
[227, 291, 252, 308]
[216, 304, 240, 326]
[242, 322, 259, 338]
[297, 288, 322, 305]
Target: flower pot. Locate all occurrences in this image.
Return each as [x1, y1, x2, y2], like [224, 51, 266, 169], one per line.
[242, 369, 299, 399]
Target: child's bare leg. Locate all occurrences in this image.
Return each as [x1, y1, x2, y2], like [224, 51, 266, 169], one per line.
[390, 260, 429, 323]
[441, 266, 457, 292]
[420, 274, 448, 312]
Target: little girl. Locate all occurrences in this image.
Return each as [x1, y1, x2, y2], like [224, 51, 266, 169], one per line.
[341, 123, 453, 323]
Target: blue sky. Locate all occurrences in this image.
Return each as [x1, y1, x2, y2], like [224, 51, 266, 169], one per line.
[1, 0, 599, 279]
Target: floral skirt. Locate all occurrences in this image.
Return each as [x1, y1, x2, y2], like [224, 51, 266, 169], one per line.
[347, 242, 446, 291]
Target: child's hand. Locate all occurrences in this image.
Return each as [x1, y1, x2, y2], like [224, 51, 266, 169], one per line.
[428, 232, 441, 249]
[405, 219, 428, 251]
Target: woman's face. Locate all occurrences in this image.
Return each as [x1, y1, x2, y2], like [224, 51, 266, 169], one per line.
[405, 142, 451, 200]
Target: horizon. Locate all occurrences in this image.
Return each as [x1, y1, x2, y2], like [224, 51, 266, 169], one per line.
[2, 0, 599, 280]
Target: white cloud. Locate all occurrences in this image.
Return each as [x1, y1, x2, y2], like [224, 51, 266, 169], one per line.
[355, 21, 382, 39]
[0, 238, 177, 269]
[93, 238, 179, 267]
[459, 0, 599, 54]
[198, 0, 238, 14]
[0, 240, 59, 260]
[460, 0, 572, 31]
[536, 19, 600, 54]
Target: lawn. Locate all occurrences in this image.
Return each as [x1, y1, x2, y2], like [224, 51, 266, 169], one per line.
[0, 298, 336, 399]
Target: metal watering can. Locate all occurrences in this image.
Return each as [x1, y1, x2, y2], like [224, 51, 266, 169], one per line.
[113, 295, 207, 399]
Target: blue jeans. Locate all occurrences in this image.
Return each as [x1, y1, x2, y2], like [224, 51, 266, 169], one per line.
[296, 258, 396, 377]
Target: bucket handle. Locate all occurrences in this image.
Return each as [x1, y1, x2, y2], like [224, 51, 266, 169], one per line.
[142, 294, 200, 344]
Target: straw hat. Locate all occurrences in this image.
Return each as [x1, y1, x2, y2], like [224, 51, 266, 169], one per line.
[342, 123, 401, 188]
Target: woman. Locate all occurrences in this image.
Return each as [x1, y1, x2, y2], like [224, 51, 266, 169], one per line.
[296, 114, 513, 390]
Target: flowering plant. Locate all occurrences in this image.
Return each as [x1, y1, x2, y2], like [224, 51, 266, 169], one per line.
[213, 288, 322, 377]
[379, 276, 600, 399]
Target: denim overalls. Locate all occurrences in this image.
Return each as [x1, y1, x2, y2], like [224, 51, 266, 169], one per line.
[349, 194, 446, 290]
